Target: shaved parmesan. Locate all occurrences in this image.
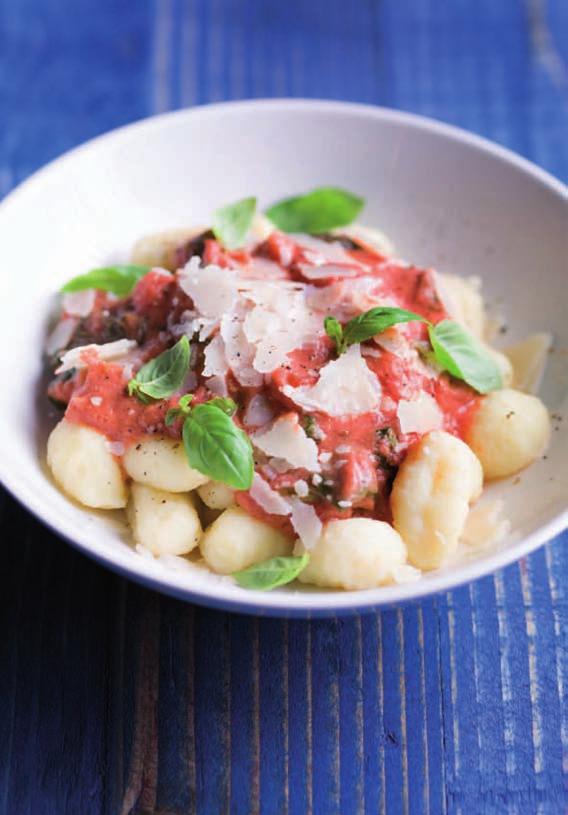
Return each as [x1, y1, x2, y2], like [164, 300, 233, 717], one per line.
[241, 284, 322, 373]
[374, 327, 417, 360]
[178, 257, 238, 318]
[62, 289, 96, 318]
[287, 497, 322, 550]
[203, 334, 228, 377]
[244, 394, 275, 428]
[220, 301, 263, 387]
[56, 339, 137, 374]
[45, 316, 79, 355]
[294, 234, 356, 263]
[205, 375, 229, 397]
[241, 257, 287, 280]
[298, 264, 361, 281]
[283, 344, 381, 417]
[306, 277, 384, 320]
[504, 333, 551, 394]
[332, 223, 395, 256]
[249, 473, 291, 516]
[253, 414, 320, 473]
[397, 392, 443, 435]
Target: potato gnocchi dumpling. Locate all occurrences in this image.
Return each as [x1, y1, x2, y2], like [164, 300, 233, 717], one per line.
[391, 431, 483, 569]
[123, 437, 209, 492]
[47, 419, 127, 509]
[465, 388, 551, 479]
[127, 483, 202, 555]
[200, 507, 291, 574]
[437, 273, 485, 339]
[131, 226, 205, 270]
[294, 518, 407, 590]
[197, 480, 235, 510]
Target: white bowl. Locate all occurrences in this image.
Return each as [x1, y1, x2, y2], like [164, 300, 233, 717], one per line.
[1, 99, 566, 616]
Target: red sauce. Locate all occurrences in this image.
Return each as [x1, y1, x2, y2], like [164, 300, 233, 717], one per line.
[65, 362, 173, 443]
[50, 230, 481, 528]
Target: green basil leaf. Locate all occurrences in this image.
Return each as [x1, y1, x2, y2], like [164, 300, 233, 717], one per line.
[233, 554, 310, 591]
[61, 265, 150, 297]
[343, 306, 426, 349]
[165, 392, 194, 426]
[428, 320, 502, 393]
[212, 196, 257, 249]
[182, 403, 253, 489]
[324, 315, 345, 354]
[265, 187, 364, 233]
[128, 336, 191, 401]
[207, 397, 237, 416]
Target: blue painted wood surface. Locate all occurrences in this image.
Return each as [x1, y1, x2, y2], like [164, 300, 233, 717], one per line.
[1, 1, 567, 812]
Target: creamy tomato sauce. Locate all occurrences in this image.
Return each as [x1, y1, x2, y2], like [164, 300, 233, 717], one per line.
[48, 230, 480, 530]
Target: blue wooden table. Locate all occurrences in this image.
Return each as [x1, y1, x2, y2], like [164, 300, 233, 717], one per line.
[1, 1, 567, 813]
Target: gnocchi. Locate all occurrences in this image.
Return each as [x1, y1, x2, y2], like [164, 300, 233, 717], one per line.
[437, 273, 485, 339]
[294, 518, 407, 590]
[131, 226, 205, 270]
[200, 507, 291, 574]
[391, 431, 483, 569]
[197, 480, 235, 510]
[127, 483, 202, 555]
[123, 437, 209, 492]
[465, 388, 551, 479]
[47, 419, 127, 509]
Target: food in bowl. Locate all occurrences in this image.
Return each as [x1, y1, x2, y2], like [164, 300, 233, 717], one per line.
[43, 188, 551, 591]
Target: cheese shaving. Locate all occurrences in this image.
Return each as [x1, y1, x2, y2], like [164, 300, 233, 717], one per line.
[220, 301, 263, 387]
[56, 339, 137, 374]
[203, 334, 228, 377]
[397, 392, 443, 435]
[253, 414, 320, 473]
[62, 289, 96, 318]
[249, 473, 291, 516]
[45, 317, 79, 355]
[283, 344, 381, 416]
[179, 257, 239, 318]
[287, 497, 322, 550]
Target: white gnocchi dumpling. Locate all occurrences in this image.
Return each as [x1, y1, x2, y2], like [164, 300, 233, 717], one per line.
[47, 419, 127, 509]
[294, 518, 407, 590]
[131, 226, 205, 270]
[123, 437, 209, 492]
[197, 480, 235, 510]
[391, 430, 483, 569]
[465, 388, 550, 479]
[200, 506, 291, 574]
[437, 273, 485, 338]
[127, 483, 202, 555]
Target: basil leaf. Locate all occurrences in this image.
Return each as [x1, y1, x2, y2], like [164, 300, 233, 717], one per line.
[428, 320, 502, 393]
[324, 315, 345, 354]
[265, 187, 364, 233]
[182, 403, 253, 489]
[207, 397, 237, 416]
[61, 265, 150, 297]
[128, 336, 191, 401]
[343, 307, 426, 349]
[165, 394, 194, 426]
[212, 196, 257, 249]
[233, 554, 310, 591]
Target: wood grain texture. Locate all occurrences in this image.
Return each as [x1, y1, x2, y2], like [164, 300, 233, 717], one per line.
[1, 0, 567, 812]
